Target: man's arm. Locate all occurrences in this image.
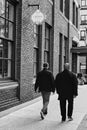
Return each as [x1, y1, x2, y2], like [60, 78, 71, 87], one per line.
[54, 75, 60, 94]
[34, 74, 39, 92]
[50, 73, 55, 93]
[72, 74, 78, 96]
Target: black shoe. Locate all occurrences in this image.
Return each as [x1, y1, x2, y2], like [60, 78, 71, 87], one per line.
[68, 117, 73, 121]
[43, 109, 48, 115]
[61, 117, 66, 122]
[40, 111, 44, 120]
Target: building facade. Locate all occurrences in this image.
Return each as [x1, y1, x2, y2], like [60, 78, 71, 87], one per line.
[77, 0, 87, 74]
[0, 0, 80, 111]
[53, 0, 80, 75]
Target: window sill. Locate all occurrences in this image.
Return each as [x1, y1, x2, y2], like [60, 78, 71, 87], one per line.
[0, 81, 19, 90]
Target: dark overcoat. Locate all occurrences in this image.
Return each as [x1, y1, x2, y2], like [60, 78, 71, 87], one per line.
[35, 69, 55, 92]
[55, 69, 78, 99]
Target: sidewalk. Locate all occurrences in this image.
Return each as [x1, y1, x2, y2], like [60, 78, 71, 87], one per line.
[0, 85, 87, 130]
[77, 114, 87, 130]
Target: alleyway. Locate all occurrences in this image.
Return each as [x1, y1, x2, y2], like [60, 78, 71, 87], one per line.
[0, 85, 87, 130]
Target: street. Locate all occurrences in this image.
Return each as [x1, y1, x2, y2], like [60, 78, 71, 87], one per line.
[0, 85, 87, 130]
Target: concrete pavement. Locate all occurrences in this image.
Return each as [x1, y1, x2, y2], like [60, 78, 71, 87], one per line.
[0, 85, 87, 130]
[77, 114, 87, 130]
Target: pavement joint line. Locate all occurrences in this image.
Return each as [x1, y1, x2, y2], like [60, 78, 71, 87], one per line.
[0, 94, 55, 118]
[0, 96, 42, 118]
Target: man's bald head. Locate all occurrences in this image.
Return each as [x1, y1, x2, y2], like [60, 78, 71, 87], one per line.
[64, 63, 70, 70]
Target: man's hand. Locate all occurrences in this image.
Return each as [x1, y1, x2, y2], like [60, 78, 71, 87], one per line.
[73, 95, 77, 98]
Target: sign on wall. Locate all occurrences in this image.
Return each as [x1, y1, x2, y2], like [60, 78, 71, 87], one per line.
[31, 9, 45, 25]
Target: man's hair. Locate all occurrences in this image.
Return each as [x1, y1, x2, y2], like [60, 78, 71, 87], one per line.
[43, 62, 49, 68]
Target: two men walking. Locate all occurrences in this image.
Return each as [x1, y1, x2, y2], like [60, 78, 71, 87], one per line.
[35, 62, 78, 121]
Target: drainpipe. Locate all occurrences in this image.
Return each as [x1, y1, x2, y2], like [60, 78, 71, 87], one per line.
[86, 28, 87, 74]
[51, 0, 55, 72]
[67, 0, 70, 63]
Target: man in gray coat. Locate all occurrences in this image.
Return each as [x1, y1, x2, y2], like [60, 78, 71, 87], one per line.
[35, 62, 55, 119]
[55, 63, 78, 122]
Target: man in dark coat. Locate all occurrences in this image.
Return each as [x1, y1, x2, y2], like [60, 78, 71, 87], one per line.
[55, 63, 78, 122]
[35, 62, 55, 119]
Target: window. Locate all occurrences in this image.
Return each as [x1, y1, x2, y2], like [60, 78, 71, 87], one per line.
[81, 0, 87, 6]
[33, 25, 42, 77]
[81, 15, 87, 25]
[72, 1, 78, 28]
[44, 23, 51, 64]
[59, 33, 62, 72]
[64, 0, 69, 19]
[76, 7, 78, 28]
[72, 1, 75, 25]
[80, 30, 86, 40]
[60, 0, 63, 12]
[72, 41, 77, 47]
[64, 37, 68, 63]
[0, 0, 15, 79]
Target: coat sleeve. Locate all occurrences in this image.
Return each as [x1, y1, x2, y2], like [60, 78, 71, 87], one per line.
[72, 74, 78, 96]
[54, 75, 60, 94]
[34, 74, 39, 92]
[50, 73, 55, 92]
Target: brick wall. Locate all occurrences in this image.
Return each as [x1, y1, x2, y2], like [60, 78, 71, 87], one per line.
[14, 0, 80, 103]
[19, 0, 53, 102]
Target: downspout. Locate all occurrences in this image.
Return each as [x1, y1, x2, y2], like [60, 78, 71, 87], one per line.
[67, 0, 70, 63]
[86, 28, 87, 74]
[51, 0, 55, 72]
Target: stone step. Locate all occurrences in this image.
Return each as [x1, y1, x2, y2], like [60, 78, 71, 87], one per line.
[0, 97, 20, 111]
[0, 81, 20, 111]
[0, 81, 19, 101]
[0, 97, 19, 105]
[0, 81, 18, 89]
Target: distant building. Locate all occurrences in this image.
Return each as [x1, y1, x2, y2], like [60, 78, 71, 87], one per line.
[79, 0, 87, 46]
[0, 0, 80, 111]
[54, 0, 80, 74]
[76, 0, 87, 74]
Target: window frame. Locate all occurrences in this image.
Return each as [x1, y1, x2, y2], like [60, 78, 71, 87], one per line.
[81, 0, 87, 7]
[44, 23, 51, 65]
[0, 0, 16, 79]
[81, 15, 87, 25]
[80, 30, 86, 40]
[60, 0, 63, 13]
[33, 25, 42, 78]
[59, 33, 63, 72]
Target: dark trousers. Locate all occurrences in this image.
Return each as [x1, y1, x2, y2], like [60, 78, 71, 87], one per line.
[59, 98, 73, 120]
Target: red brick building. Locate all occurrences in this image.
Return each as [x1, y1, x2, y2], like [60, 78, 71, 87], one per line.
[0, 0, 80, 111]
